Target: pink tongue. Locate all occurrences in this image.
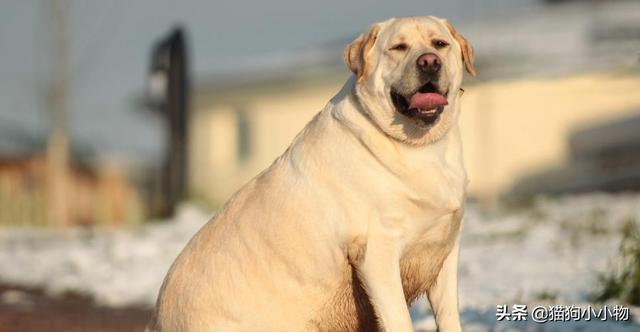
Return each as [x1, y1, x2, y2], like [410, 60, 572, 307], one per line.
[408, 92, 448, 110]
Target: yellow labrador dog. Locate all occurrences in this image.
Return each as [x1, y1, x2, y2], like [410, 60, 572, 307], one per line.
[148, 16, 475, 332]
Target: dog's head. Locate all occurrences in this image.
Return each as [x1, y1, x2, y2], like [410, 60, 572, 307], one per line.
[344, 16, 475, 145]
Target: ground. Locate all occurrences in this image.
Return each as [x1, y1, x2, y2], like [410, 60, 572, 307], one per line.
[0, 284, 150, 332]
[1, 193, 640, 331]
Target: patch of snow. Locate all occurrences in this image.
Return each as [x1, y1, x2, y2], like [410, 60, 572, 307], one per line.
[0, 204, 211, 307]
[413, 192, 640, 331]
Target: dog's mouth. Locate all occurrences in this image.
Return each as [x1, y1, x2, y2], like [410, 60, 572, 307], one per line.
[391, 82, 449, 125]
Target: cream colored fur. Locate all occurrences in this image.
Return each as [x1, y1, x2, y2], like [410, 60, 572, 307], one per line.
[148, 16, 473, 332]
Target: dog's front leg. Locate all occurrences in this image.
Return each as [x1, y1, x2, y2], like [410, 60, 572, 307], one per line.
[352, 222, 413, 332]
[426, 235, 462, 332]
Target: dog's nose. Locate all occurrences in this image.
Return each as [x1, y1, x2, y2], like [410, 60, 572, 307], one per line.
[417, 53, 441, 74]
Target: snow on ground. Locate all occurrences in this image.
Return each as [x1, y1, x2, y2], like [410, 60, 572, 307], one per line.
[0, 205, 211, 307]
[0, 193, 639, 331]
[413, 192, 640, 331]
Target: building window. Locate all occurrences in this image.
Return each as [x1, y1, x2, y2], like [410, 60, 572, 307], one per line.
[236, 109, 251, 163]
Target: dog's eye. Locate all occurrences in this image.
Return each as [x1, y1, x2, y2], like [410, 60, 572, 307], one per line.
[389, 43, 409, 52]
[432, 39, 449, 49]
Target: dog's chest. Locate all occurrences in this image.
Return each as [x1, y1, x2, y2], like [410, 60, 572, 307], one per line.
[387, 140, 465, 301]
[395, 139, 467, 214]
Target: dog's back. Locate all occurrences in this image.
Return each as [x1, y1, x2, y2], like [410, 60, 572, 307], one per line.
[150, 111, 360, 331]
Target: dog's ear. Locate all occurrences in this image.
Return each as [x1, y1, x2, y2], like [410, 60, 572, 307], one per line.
[343, 24, 381, 81]
[443, 20, 475, 77]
